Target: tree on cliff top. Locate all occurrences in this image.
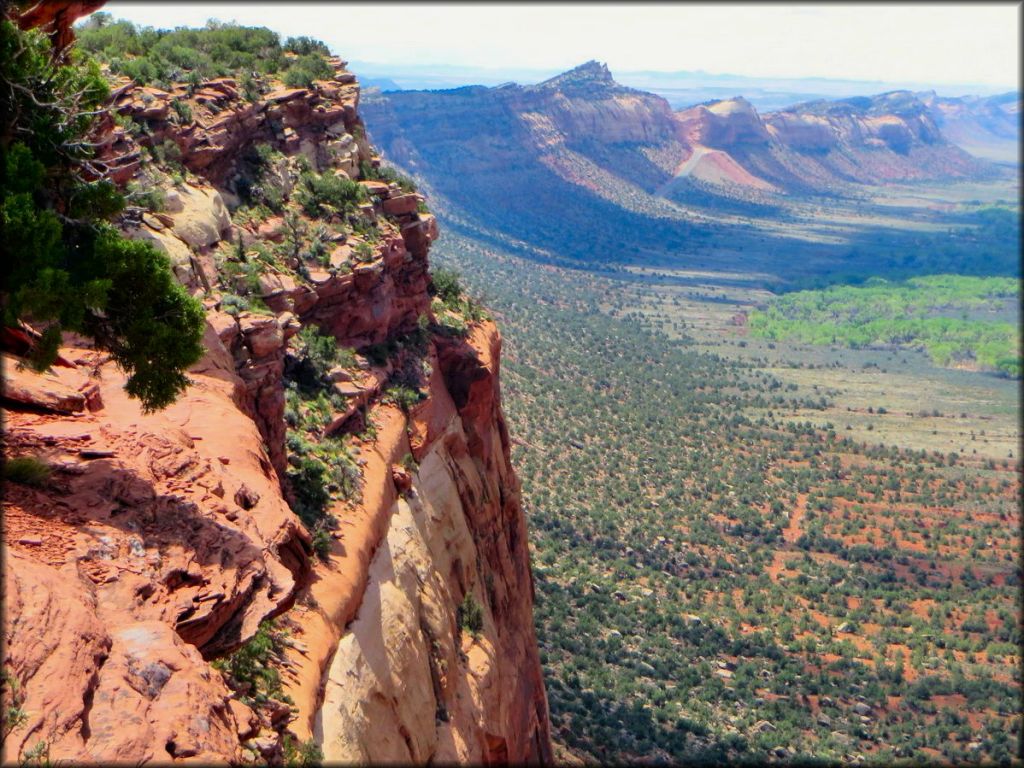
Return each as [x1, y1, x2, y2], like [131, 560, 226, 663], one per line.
[0, 17, 204, 410]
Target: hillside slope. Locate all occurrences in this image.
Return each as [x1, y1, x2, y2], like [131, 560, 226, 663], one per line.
[362, 62, 1010, 282]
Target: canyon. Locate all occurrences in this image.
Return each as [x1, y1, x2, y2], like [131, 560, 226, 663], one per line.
[2, 8, 1019, 766]
[2, 6, 551, 764]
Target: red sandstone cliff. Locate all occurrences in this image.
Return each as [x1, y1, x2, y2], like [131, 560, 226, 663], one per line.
[2, 8, 551, 764]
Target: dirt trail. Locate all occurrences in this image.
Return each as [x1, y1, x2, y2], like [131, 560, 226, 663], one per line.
[782, 495, 807, 544]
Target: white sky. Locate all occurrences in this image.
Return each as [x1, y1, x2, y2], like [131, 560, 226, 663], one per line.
[98, 3, 1020, 89]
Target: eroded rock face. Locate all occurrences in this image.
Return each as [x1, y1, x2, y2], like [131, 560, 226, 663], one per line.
[1, 335, 309, 763]
[365, 64, 999, 206]
[525, 61, 681, 148]
[14, 1, 105, 54]
[95, 57, 365, 189]
[919, 90, 1020, 164]
[280, 323, 552, 765]
[361, 59, 687, 192]
[676, 97, 772, 148]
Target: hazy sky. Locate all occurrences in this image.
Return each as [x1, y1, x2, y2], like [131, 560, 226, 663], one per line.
[98, 3, 1020, 89]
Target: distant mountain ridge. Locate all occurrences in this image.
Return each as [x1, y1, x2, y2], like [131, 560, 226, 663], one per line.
[673, 89, 996, 196]
[364, 61, 1005, 213]
[352, 59, 1016, 111]
[919, 91, 1020, 165]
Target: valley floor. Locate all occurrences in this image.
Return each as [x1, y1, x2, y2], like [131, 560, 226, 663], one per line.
[429, 219, 1021, 764]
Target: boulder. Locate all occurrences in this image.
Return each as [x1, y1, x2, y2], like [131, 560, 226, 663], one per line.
[257, 217, 286, 242]
[2, 357, 91, 413]
[124, 224, 200, 289]
[358, 180, 390, 197]
[382, 194, 421, 217]
[167, 185, 232, 249]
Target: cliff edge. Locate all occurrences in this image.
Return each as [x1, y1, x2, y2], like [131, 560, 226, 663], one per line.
[2, 7, 551, 764]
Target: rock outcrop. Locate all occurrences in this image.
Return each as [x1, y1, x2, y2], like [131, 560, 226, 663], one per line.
[3, 333, 308, 763]
[362, 60, 687, 195]
[675, 90, 995, 193]
[2, 14, 551, 765]
[14, 0, 105, 54]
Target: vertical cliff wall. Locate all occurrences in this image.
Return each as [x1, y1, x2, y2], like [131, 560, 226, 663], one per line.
[280, 325, 551, 764]
[2, 9, 550, 763]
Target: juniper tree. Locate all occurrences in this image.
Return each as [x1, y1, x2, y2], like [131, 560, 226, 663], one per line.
[0, 16, 203, 410]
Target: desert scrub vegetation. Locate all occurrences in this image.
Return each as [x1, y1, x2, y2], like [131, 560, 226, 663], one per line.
[281, 734, 323, 768]
[295, 170, 367, 220]
[282, 52, 333, 90]
[429, 268, 490, 336]
[431, 229, 1021, 765]
[457, 591, 485, 640]
[288, 325, 357, 393]
[282, 325, 361, 537]
[211, 621, 292, 708]
[76, 15, 308, 87]
[235, 144, 289, 213]
[382, 383, 424, 412]
[1, 668, 28, 747]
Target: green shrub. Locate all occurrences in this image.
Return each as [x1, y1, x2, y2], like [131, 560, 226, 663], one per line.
[2, 456, 52, 487]
[127, 181, 166, 211]
[170, 98, 192, 123]
[327, 449, 361, 501]
[284, 36, 330, 56]
[220, 293, 251, 316]
[435, 310, 469, 337]
[1, 23, 204, 411]
[77, 18, 291, 83]
[282, 734, 323, 767]
[458, 591, 484, 639]
[353, 241, 375, 263]
[296, 325, 339, 379]
[310, 525, 332, 562]
[430, 268, 463, 307]
[2, 669, 28, 743]
[211, 621, 290, 706]
[282, 53, 333, 90]
[286, 456, 331, 527]
[295, 171, 365, 219]
[240, 71, 263, 102]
